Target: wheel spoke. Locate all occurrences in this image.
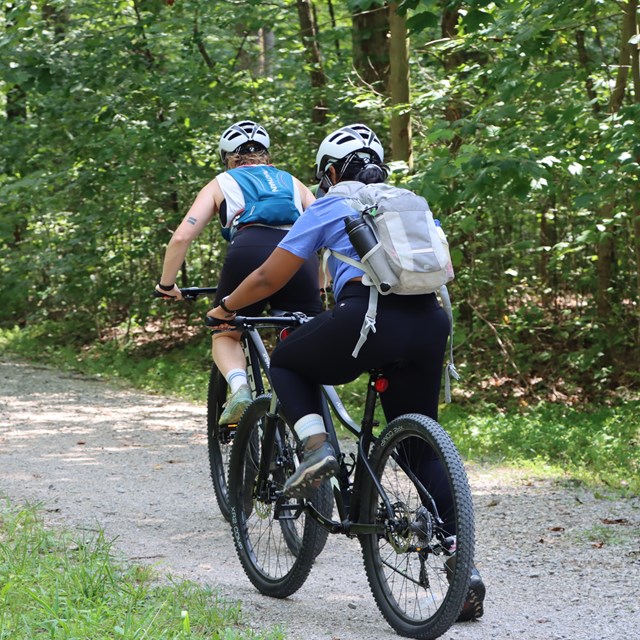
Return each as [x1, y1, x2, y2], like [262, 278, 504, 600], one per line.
[229, 396, 325, 597]
[360, 414, 475, 637]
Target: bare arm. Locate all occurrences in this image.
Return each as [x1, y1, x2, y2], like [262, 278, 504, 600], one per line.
[294, 177, 316, 210]
[158, 179, 223, 293]
[207, 248, 305, 318]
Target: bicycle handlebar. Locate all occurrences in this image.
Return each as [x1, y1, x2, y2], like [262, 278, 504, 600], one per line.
[152, 286, 309, 329]
[152, 286, 218, 301]
[205, 312, 309, 330]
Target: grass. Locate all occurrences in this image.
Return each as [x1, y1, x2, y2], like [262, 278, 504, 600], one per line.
[0, 501, 284, 640]
[1, 320, 638, 494]
[439, 401, 640, 495]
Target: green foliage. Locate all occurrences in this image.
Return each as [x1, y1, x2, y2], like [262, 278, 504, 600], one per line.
[0, 501, 284, 640]
[1, 0, 639, 402]
[440, 401, 640, 494]
[404, 0, 639, 399]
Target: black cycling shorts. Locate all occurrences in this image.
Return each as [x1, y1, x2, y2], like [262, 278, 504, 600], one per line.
[214, 226, 322, 317]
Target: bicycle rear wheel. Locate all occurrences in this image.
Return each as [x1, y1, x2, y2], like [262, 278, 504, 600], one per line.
[229, 395, 329, 598]
[359, 414, 475, 640]
[206, 363, 234, 522]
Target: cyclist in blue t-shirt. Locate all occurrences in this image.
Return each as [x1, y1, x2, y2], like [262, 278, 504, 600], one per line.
[157, 120, 322, 424]
[207, 123, 486, 622]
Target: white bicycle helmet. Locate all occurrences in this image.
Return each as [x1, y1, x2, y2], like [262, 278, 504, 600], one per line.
[218, 120, 270, 162]
[314, 124, 384, 179]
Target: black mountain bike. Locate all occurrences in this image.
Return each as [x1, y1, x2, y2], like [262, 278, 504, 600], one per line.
[207, 312, 476, 640]
[155, 286, 332, 533]
[154, 286, 270, 520]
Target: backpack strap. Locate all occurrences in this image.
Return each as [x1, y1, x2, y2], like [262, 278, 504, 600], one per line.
[320, 249, 332, 311]
[352, 286, 378, 358]
[330, 249, 378, 358]
[438, 284, 460, 403]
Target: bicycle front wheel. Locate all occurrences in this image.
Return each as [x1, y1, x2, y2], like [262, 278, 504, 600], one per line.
[206, 363, 234, 522]
[359, 414, 475, 640]
[228, 395, 327, 598]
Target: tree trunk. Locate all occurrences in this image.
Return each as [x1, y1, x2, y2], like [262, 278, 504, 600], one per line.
[352, 3, 390, 89]
[539, 199, 558, 305]
[596, 221, 614, 322]
[5, 2, 27, 248]
[609, 0, 637, 112]
[388, 4, 412, 167]
[628, 1, 640, 351]
[597, 1, 637, 340]
[441, 4, 463, 70]
[296, 0, 327, 124]
[440, 3, 463, 152]
[42, 1, 69, 41]
[575, 30, 601, 113]
[258, 28, 275, 76]
[325, 0, 341, 56]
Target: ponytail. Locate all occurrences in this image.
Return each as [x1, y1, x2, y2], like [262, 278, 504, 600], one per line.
[334, 153, 389, 184]
[354, 163, 388, 185]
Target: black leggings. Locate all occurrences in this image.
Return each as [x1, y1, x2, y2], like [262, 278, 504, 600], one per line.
[270, 282, 450, 425]
[270, 281, 455, 533]
[215, 226, 322, 317]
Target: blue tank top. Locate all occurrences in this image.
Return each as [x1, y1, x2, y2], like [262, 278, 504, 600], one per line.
[226, 166, 301, 229]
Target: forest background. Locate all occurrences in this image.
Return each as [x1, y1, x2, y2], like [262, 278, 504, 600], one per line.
[1, 0, 639, 487]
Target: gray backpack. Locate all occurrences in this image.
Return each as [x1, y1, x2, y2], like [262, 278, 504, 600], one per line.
[327, 181, 459, 401]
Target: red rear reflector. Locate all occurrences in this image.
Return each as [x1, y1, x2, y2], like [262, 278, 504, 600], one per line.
[374, 377, 389, 393]
[280, 328, 292, 340]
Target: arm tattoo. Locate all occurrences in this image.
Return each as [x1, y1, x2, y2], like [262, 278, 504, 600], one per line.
[187, 216, 197, 225]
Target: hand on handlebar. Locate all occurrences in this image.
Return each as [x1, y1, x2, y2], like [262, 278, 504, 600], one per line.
[206, 304, 237, 330]
[154, 284, 183, 300]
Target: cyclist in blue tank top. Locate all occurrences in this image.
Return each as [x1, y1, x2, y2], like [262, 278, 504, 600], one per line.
[207, 123, 486, 623]
[156, 120, 322, 424]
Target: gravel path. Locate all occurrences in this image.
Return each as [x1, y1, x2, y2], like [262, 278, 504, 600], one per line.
[1, 357, 638, 640]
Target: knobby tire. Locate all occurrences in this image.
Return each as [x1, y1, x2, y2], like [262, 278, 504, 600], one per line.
[360, 414, 475, 640]
[229, 395, 331, 598]
[206, 363, 234, 522]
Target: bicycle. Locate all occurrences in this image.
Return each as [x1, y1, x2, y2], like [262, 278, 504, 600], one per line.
[154, 287, 332, 536]
[207, 311, 476, 640]
[154, 286, 238, 519]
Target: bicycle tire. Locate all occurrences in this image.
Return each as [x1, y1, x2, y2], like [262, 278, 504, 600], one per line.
[229, 395, 329, 598]
[276, 453, 332, 560]
[206, 363, 234, 522]
[359, 414, 475, 640]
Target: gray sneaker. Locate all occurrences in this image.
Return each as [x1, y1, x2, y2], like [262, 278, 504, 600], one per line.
[218, 384, 252, 425]
[283, 441, 339, 499]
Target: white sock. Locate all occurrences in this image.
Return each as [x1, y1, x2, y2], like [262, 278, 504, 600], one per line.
[226, 369, 247, 394]
[294, 414, 326, 441]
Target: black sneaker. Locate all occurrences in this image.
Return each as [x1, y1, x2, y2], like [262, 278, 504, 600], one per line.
[444, 553, 486, 622]
[457, 569, 486, 622]
[283, 441, 339, 499]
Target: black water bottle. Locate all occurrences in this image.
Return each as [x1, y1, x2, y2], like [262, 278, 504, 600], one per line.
[344, 216, 398, 293]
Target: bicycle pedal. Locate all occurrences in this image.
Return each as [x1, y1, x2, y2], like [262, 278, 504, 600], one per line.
[274, 498, 304, 520]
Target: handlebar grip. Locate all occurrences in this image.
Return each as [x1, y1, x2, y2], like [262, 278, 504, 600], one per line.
[205, 316, 232, 328]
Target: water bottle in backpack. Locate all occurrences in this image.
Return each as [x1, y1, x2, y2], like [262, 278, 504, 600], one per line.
[344, 215, 399, 293]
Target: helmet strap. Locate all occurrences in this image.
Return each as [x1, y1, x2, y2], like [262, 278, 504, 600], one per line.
[318, 170, 337, 197]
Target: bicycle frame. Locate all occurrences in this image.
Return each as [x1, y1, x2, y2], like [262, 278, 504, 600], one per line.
[204, 309, 401, 537]
[307, 372, 398, 536]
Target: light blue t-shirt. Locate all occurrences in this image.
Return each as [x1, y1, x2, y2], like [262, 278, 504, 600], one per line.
[277, 194, 365, 300]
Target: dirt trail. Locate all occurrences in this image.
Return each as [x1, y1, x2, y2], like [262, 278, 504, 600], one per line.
[0, 357, 638, 640]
